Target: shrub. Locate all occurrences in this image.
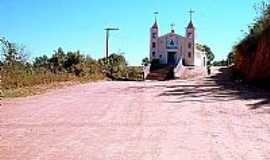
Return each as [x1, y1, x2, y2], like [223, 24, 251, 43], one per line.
[127, 66, 143, 81]
[0, 39, 143, 97]
[99, 53, 128, 80]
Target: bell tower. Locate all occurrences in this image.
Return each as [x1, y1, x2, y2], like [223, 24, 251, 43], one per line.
[186, 9, 195, 65]
[150, 12, 159, 62]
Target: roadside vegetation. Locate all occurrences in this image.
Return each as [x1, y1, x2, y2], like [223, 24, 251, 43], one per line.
[212, 60, 229, 67]
[212, 52, 234, 67]
[201, 44, 215, 72]
[232, 1, 270, 83]
[0, 38, 143, 97]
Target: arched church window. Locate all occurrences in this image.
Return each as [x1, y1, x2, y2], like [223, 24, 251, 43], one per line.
[188, 52, 191, 58]
[170, 40, 174, 46]
[152, 52, 156, 56]
[188, 43, 192, 49]
[152, 42, 156, 48]
[152, 33, 157, 38]
[188, 33, 192, 39]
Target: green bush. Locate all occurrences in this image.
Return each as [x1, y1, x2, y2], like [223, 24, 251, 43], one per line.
[232, 1, 270, 81]
[99, 53, 128, 80]
[127, 66, 143, 81]
[0, 38, 143, 97]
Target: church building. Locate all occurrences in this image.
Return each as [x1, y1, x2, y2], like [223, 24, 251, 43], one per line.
[149, 14, 207, 69]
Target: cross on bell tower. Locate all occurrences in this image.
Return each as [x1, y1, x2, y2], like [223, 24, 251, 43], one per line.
[170, 23, 175, 33]
[150, 11, 159, 61]
[154, 11, 159, 23]
[186, 9, 196, 65]
[189, 9, 195, 22]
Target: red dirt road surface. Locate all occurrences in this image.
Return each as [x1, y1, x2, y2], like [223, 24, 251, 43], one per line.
[1, 69, 270, 160]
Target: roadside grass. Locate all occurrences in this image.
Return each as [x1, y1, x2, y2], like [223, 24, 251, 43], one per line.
[0, 53, 143, 98]
[1, 69, 143, 98]
[2, 82, 76, 98]
[1, 72, 106, 98]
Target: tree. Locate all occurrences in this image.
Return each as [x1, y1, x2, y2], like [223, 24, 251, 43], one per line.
[0, 37, 26, 66]
[82, 55, 102, 76]
[48, 47, 66, 73]
[33, 55, 49, 69]
[213, 60, 228, 66]
[141, 57, 150, 67]
[227, 52, 234, 65]
[202, 45, 215, 67]
[99, 53, 128, 80]
[64, 51, 85, 74]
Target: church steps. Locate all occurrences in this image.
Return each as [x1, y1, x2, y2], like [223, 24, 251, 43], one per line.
[146, 65, 174, 81]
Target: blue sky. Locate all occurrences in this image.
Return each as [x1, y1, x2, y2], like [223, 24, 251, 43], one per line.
[0, 0, 259, 65]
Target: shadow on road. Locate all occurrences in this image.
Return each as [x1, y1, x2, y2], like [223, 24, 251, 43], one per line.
[212, 68, 270, 111]
[158, 67, 270, 112]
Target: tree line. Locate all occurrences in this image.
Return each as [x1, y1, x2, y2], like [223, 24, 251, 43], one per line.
[0, 38, 143, 97]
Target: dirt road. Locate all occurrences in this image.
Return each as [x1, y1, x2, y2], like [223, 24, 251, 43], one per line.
[1, 69, 270, 160]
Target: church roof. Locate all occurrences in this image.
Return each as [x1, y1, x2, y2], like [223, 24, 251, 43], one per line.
[187, 21, 194, 29]
[158, 32, 185, 39]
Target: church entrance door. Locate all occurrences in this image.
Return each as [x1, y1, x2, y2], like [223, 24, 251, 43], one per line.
[167, 52, 176, 65]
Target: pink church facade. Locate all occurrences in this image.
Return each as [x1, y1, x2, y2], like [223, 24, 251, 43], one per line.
[149, 19, 207, 68]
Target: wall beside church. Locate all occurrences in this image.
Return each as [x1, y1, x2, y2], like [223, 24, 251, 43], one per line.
[194, 50, 207, 68]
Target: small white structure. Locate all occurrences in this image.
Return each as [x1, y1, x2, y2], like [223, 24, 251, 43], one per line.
[149, 17, 207, 69]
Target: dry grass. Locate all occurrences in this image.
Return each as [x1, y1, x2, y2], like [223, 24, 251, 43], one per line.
[2, 77, 107, 98]
[1, 70, 106, 98]
[0, 63, 143, 98]
[2, 81, 78, 98]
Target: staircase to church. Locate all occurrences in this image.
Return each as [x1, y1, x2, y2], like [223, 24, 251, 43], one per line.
[146, 65, 174, 81]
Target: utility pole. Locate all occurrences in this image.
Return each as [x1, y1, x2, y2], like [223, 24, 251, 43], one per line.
[104, 27, 119, 58]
